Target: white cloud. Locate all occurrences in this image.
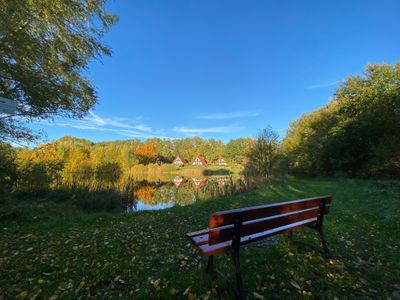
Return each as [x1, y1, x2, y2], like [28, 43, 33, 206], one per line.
[307, 80, 341, 89]
[38, 111, 165, 139]
[173, 124, 244, 135]
[38, 112, 244, 140]
[196, 110, 261, 120]
[87, 111, 152, 132]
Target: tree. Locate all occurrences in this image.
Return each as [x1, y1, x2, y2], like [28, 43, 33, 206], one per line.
[282, 101, 338, 176]
[0, 142, 16, 191]
[134, 142, 157, 165]
[244, 127, 280, 179]
[0, 0, 117, 143]
[15, 144, 64, 191]
[282, 63, 400, 178]
[224, 138, 253, 164]
[331, 63, 400, 177]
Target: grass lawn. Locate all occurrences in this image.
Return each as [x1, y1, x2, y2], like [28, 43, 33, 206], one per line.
[0, 177, 399, 299]
[170, 165, 241, 177]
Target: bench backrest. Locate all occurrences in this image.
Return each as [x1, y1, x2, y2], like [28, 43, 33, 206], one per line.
[207, 195, 332, 245]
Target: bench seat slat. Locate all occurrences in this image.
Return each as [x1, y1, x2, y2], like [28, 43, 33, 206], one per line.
[209, 195, 332, 228]
[186, 228, 209, 238]
[197, 217, 318, 256]
[198, 240, 232, 256]
[190, 233, 209, 246]
[209, 207, 320, 245]
[239, 217, 318, 245]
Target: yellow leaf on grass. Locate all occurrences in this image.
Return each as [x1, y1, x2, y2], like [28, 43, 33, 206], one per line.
[290, 280, 301, 289]
[18, 291, 28, 299]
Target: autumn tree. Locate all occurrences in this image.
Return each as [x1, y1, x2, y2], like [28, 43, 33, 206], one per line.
[0, 0, 117, 143]
[134, 142, 157, 165]
[15, 144, 64, 191]
[244, 127, 280, 179]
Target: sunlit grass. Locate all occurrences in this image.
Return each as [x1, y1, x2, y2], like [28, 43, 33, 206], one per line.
[0, 177, 399, 299]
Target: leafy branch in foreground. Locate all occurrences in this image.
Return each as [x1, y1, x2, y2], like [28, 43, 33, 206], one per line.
[0, 0, 117, 143]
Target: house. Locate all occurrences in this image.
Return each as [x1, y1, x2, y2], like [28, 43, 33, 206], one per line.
[156, 155, 168, 165]
[216, 157, 228, 166]
[173, 155, 188, 166]
[192, 155, 207, 166]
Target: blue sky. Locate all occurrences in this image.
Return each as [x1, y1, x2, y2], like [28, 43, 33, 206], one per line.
[33, 0, 400, 143]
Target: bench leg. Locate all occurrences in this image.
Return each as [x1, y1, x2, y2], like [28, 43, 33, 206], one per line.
[317, 227, 331, 258]
[204, 253, 244, 299]
[288, 231, 293, 243]
[204, 214, 245, 299]
[206, 255, 214, 273]
[232, 250, 245, 300]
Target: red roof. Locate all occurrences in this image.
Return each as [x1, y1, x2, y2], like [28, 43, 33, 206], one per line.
[193, 155, 207, 165]
[173, 155, 188, 164]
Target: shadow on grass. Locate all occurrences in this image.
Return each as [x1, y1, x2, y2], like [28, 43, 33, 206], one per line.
[0, 189, 124, 222]
[202, 168, 232, 176]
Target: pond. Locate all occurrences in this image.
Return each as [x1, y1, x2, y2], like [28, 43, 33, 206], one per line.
[57, 172, 257, 212]
[123, 176, 250, 212]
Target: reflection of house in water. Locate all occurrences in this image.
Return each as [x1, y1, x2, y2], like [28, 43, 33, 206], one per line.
[173, 155, 189, 166]
[217, 176, 229, 187]
[192, 177, 207, 189]
[192, 155, 207, 166]
[173, 176, 186, 188]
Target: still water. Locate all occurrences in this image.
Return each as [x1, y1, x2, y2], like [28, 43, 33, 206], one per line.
[59, 173, 253, 212]
[124, 176, 249, 212]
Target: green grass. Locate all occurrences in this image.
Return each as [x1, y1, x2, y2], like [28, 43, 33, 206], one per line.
[170, 165, 241, 176]
[1, 177, 399, 299]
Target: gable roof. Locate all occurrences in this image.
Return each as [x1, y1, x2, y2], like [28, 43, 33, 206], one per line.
[173, 155, 188, 164]
[193, 155, 207, 165]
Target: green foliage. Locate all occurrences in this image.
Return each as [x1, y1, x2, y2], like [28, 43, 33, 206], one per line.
[224, 138, 254, 164]
[282, 102, 338, 176]
[0, 142, 16, 192]
[244, 127, 280, 179]
[282, 63, 400, 178]
[0, 0, 117, 142]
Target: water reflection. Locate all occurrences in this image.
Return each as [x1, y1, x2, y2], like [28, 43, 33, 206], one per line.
[126, 201, 173, 212]
[123, 176, 247, 212]
[58, 172, 258, 212]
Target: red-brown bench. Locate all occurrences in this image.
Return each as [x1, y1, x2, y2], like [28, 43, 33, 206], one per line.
[186, 195, 333, 299]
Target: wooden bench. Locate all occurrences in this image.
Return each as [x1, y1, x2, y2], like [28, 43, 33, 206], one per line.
[186, 195, 333, 299]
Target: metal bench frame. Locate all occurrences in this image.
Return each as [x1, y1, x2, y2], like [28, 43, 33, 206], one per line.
[187, 196, 332, 299]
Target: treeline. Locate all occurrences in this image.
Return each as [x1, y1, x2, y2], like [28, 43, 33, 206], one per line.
[0, 136, 253, 192]
[282, 63, 400, 178]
